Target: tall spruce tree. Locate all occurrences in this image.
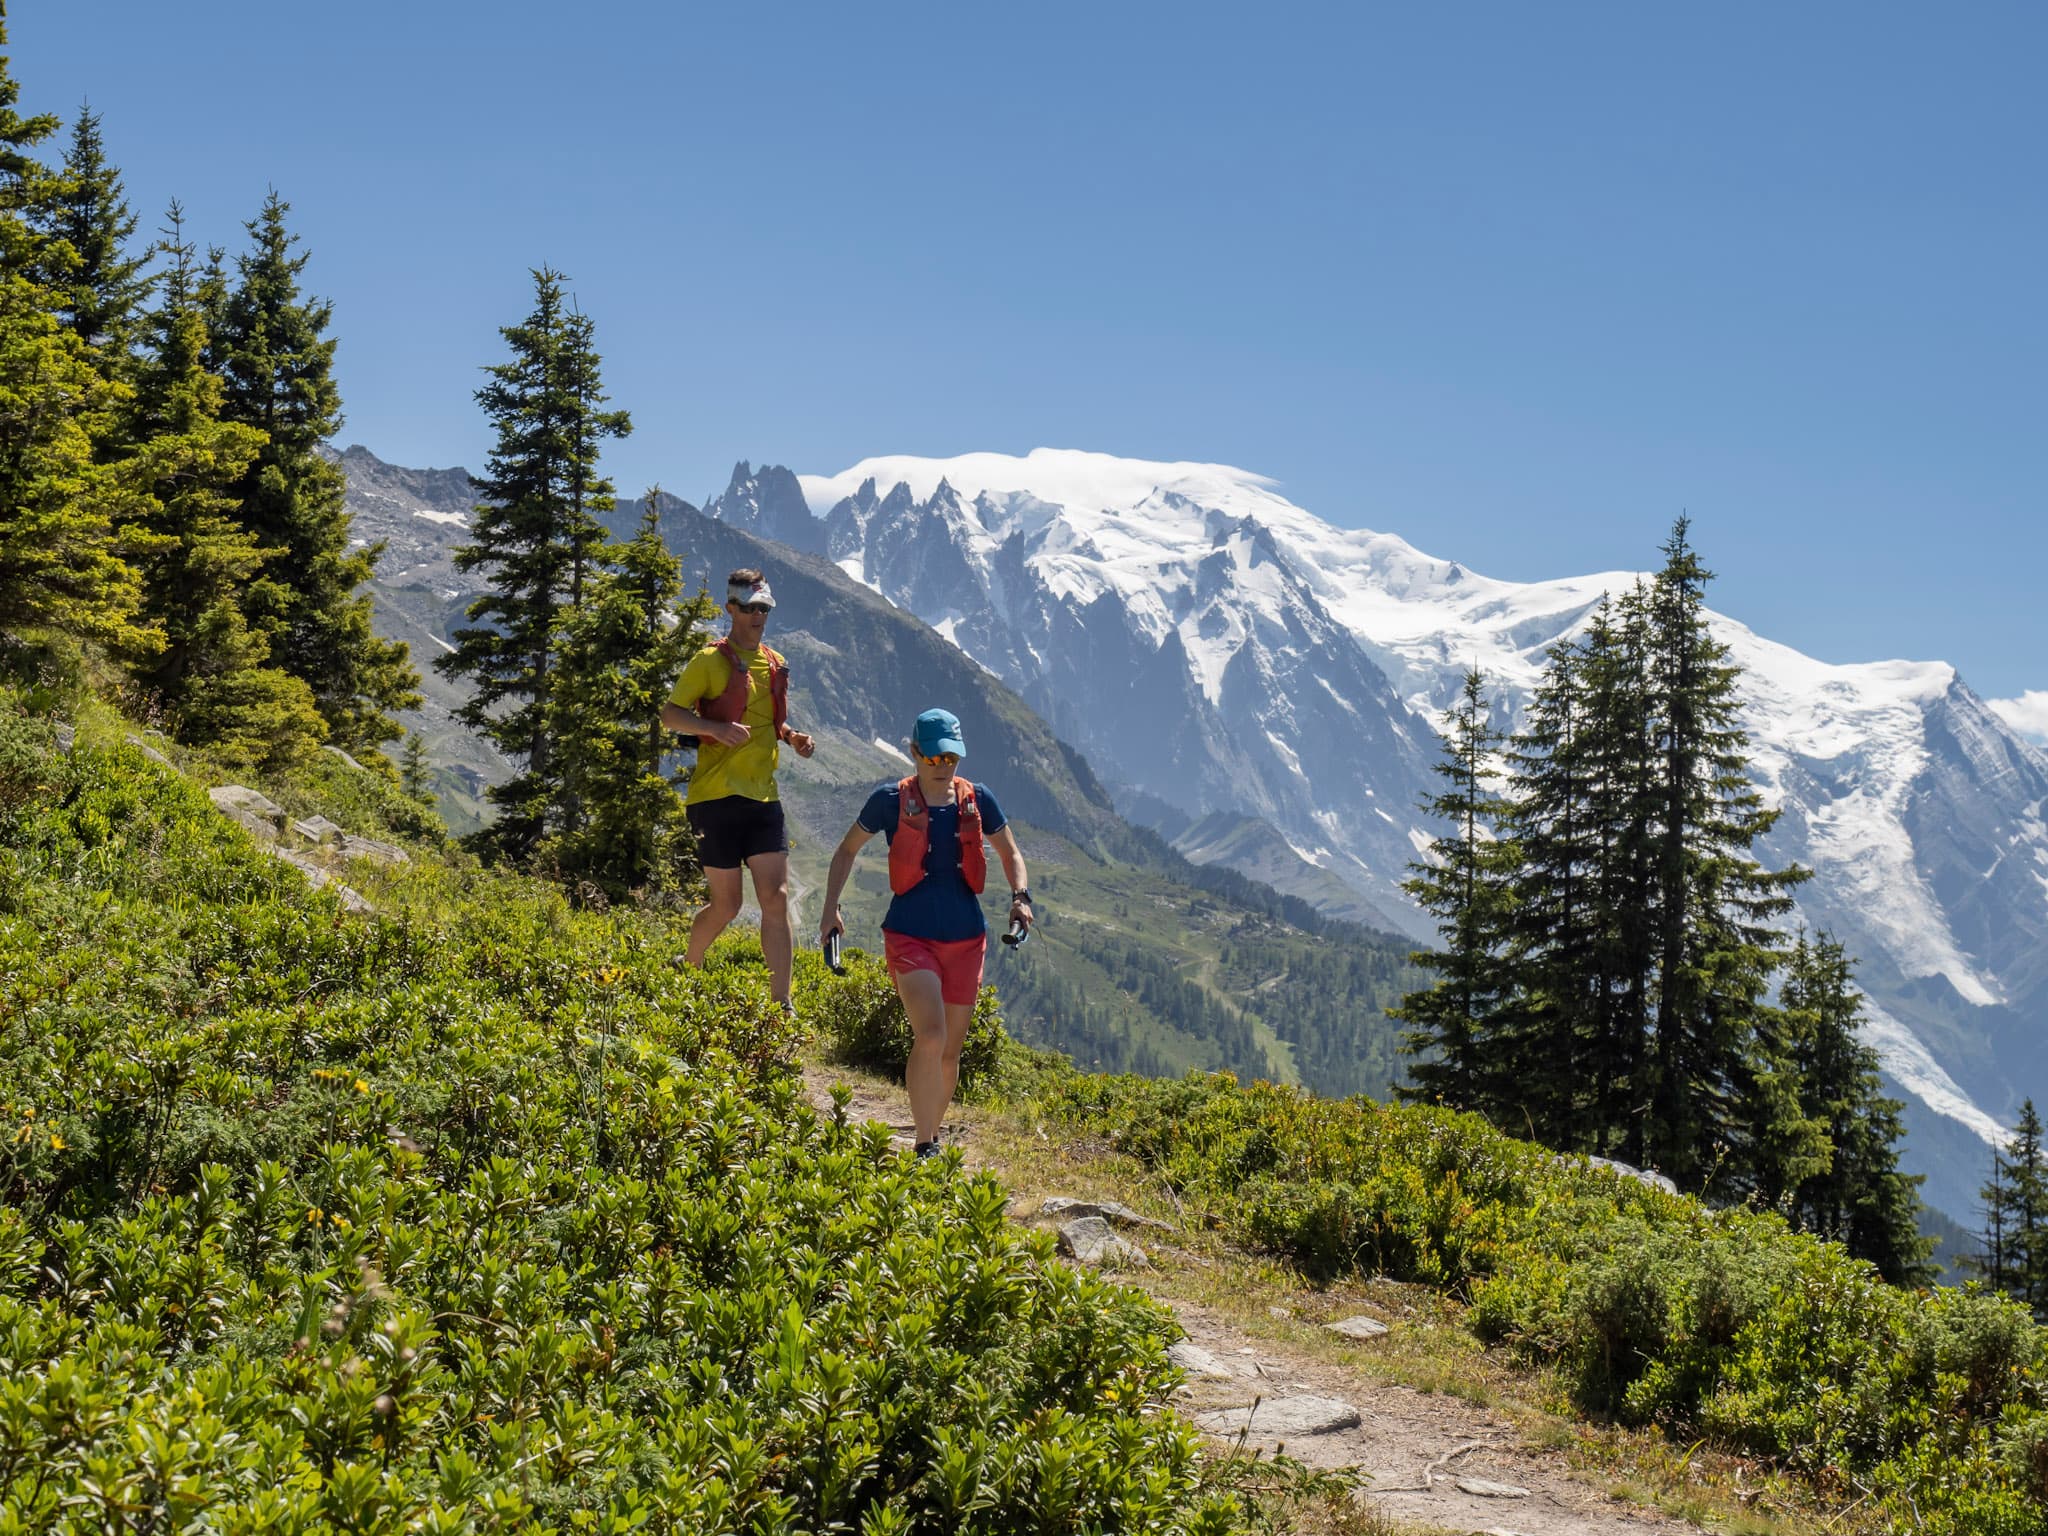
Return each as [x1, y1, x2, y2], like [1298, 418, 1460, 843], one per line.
[1571, 593, 1663, 1154]
[124, 204, 323, 768]
[441, 268, 630, 865]
[1969, 1149, 2013, 1294]
[1392, 669, 1520, 1121]
[1640, 519, 1808, 1192]
[0, 20, 148, 649]
[214, 190, 417, 752]
[37, 105, 149, 359]
[1998, 1103, 2048, 1318]
[1775, 931, 1931, 1284]
[544, 495, 710, 900]
[1491, 592, 1664, 1152]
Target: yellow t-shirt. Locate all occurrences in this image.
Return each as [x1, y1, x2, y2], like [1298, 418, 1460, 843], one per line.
[672, 645, 781, 805]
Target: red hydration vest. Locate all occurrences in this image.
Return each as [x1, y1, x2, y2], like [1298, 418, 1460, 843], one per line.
[888, 773, 987, 896]
[693, 640, 792, 743]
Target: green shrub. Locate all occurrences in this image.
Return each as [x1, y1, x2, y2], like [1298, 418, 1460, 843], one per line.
[0, 740, 1245, 1534]
[0, 698, 60, 823]
[1033, 1068, 2048, 1536]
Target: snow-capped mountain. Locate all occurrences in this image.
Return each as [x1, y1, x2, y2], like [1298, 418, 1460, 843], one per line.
[705, 447, 2048, 1197]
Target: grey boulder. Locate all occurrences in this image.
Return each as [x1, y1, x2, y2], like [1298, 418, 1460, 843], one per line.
[1057, 1216, 1146, 1268]
[1193, 1395, 1361, 1437]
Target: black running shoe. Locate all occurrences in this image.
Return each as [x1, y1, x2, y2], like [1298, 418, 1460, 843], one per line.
[914, 1139, 941, 1160]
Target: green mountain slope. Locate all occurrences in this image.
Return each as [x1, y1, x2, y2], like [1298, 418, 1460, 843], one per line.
[0, 703, 1247, 1533]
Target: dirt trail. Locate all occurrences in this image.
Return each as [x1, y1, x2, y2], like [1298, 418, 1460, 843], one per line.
[803, 1063, 1707, 1536]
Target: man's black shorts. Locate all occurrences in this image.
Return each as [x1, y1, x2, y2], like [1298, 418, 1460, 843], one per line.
[687, 795, 788, 869]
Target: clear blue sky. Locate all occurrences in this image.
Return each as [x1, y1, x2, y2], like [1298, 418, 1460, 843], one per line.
[21, 2, 2046, 701]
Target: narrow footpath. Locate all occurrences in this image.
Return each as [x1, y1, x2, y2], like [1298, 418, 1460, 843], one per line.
[803, 1064, 1714, 1536]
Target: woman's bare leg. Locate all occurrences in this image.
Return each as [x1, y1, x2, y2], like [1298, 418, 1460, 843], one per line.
[897, 968, 956, 1144]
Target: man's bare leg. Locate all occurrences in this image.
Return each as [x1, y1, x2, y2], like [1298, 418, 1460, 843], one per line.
[748, 850, 793, 1006]
[685, 865, 745, 967]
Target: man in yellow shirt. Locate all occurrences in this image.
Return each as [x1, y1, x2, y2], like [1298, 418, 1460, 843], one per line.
[660, 568, 816, 1010]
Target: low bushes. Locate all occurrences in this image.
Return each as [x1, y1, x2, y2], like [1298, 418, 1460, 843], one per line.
[0, 709, 1245, 1534]
[1038, 1069, 2048, 1536]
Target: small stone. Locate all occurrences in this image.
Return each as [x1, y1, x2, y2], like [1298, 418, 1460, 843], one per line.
[1455, 1477, 1530, 1499]
[323, 745, 368, 772]
[294, 815, 345, 844]
[1267, 1305, 1293, 1320]
[1166, 1342, 1238, 1380]
[1057, 1216, 1146, 1268]
[125, 732, 172, 766]
[1326, 1315, 1390, 1341]
[338, 832, 409, 866]
[1193, 1395, 1361, 1437]
[53, 722, 75, 753]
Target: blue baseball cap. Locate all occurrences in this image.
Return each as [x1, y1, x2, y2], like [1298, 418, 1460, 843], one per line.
[912, 708, 966, 759]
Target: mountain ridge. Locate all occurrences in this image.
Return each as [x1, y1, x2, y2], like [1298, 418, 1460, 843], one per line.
[702, 446, 2048, 1226]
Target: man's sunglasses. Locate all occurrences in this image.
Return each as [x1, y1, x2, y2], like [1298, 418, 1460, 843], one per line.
[733, 602, 772, 616]
[919, 751, 960, 767]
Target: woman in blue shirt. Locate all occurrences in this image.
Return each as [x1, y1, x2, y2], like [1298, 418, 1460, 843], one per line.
[818, 708, 1033, 1157]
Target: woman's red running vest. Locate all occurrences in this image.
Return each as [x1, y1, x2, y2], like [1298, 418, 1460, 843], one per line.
[888, 774, 987, 896]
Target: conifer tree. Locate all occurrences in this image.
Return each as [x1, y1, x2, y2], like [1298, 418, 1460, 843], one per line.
[544, 495, 710, 899]
[2001, 1102, 2048, 1318]
[441, 268, 629, 865]
[399, 730, 435, 806]
[37, 105, 149, 358]
[1640, 519, 1808, 1192]
[1775, 931, 1931, 1284]
[214, 190, 417, 752]
[124, 205, 322, 769]
[1393, 669, 1519, 1121]
[1490, 592, 1664, 1152]
[1969, 1147, 2016, 1294]
[0, 19, 148, 649]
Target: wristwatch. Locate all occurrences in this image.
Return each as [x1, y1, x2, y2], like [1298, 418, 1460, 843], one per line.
[1010, 888, 1032, 904]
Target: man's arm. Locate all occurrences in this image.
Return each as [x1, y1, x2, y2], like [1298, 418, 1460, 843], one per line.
[989, 824, 1032, 928]
[819, 822, 875, 941]
[662, 700, 747, 747]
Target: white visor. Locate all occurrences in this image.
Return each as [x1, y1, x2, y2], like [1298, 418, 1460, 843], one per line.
[728, 578, 775, 609]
